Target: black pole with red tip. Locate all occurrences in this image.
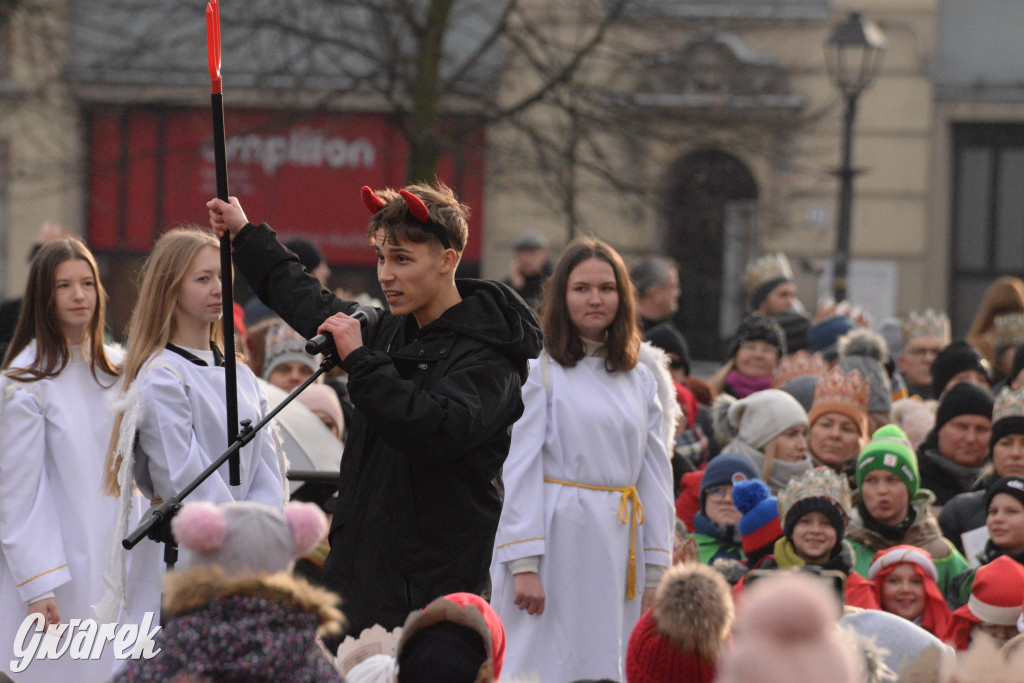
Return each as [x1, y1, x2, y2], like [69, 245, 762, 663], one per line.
[207, 0, 240, 486]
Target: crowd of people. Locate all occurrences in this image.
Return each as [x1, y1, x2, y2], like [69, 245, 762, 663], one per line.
[3, 184, 1024, 681]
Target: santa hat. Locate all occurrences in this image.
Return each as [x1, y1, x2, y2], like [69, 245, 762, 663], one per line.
[626, 563, 733, 682]
[942, 555, 1024, 651]
[868, 545, 951, 637]
[715, 572, 862, 683]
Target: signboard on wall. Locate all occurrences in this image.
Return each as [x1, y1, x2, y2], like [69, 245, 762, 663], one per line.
[86, 107, 485, 266]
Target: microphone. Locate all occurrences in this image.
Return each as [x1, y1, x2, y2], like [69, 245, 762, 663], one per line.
[304, 305, 380, 356]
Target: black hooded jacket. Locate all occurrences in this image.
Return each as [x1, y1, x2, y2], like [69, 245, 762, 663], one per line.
[230, 222, 543, 635]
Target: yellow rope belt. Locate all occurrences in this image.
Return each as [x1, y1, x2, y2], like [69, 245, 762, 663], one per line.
[544, 477, 645, 600]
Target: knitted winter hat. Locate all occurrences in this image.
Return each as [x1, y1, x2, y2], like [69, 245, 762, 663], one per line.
[728, 389, 809, 450]
[733, 479, 783, 557]
[807, 365, 870, 437]
[396, 592, 505, 682]
[933, 382, 994, 435]
[715, 572, 862, 683]
[172, 501, 328, 575]
[777, 467, 851, 541]
[699, 452, 759, 511]
[984, 476, 1024, 512]
[991, 386, 1024, 448]
[837, 329, 892, 414]
[645, 322, 691, 376]
[781, 374, 818, 413]
[262, 320, 320, 380]
[856, 425, 920, 497]
[727, 314, 786, 361]
[943, 555, 1024, 651]
[774, 308, 813, 354]
[625, 563, 734, 683]
[930, 341, 990, 398]
[807, 315, 857, 358]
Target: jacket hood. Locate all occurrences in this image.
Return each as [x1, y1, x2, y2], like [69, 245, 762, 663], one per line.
[435, 279, 543, 362]
[163, 565, 344, 636]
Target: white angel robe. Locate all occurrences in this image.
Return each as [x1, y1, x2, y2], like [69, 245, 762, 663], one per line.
[0, 343, 123, 682]
[114, 347, 287, 632]
[490, 352, 674, 683]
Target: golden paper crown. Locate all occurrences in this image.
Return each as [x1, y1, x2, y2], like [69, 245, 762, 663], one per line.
[743, 253, 793, 296]
[811, 365, 870, 414]
[994, 313, 1024, 351]
[777, 466, 851, 523]
[993, 386, 1024, 425]
[902, 309, 950, 343]
[772, 350, 827, 388]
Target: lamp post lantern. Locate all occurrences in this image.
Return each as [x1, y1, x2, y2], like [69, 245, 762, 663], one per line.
[824, 11, 886, 301]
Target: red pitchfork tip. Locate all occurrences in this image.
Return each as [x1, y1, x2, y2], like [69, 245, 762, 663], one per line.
[399, 189, 431, 223]
[361, 186, 386, 215]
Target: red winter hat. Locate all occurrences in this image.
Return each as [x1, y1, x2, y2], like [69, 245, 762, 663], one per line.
[942, 555, 1024, 651]
[625, 563, 733, 683]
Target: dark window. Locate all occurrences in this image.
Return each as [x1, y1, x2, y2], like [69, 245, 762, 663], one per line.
[950, 124, 1024, 335]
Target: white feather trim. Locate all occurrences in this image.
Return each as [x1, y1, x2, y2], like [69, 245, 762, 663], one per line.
[638, 341, 682, 462]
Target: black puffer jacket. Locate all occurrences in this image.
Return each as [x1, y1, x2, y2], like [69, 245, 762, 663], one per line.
[232, 222, 543, 636]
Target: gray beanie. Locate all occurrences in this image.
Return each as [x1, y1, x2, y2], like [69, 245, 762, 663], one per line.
[728, 389, 809, 449]
[838, 328, 892, 414]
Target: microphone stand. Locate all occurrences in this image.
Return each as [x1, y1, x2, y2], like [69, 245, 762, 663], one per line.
[122, 356, 338, 571]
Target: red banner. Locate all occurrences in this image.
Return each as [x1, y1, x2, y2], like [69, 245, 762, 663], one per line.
[86, 107, 485, 265]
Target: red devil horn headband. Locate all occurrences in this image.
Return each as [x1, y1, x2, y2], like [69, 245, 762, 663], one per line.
[360, 186, 452, 250]
[361, 186, 386, 214]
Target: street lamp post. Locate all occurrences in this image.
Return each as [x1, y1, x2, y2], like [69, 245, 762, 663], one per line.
[824, 11, 886, 302]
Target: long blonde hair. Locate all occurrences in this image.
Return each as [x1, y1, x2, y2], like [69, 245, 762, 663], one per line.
[3, 238, 119, 383]
[104, 227, 222, 495]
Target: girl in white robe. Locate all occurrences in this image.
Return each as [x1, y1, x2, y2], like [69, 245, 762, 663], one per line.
[0, 238, 123, 682]
[490, 237, 676, 682]
[97, 227, 286, 634]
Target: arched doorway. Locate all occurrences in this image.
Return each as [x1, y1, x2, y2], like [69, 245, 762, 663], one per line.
[661, 149, 759, 361]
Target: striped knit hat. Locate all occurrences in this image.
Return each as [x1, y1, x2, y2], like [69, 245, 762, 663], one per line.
[733, 479, 783, 559]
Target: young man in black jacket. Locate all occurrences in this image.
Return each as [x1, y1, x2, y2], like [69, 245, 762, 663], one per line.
[208, 183, 543, 640]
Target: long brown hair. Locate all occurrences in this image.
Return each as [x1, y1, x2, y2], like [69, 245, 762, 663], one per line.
[967, 276, 1024, 362]
[104, 227, 222, 495]
[2, 238, 118, 384]
[540, 237, 639, 372]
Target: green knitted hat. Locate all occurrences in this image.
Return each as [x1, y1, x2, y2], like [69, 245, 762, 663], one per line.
[856, 425, 920, 496]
